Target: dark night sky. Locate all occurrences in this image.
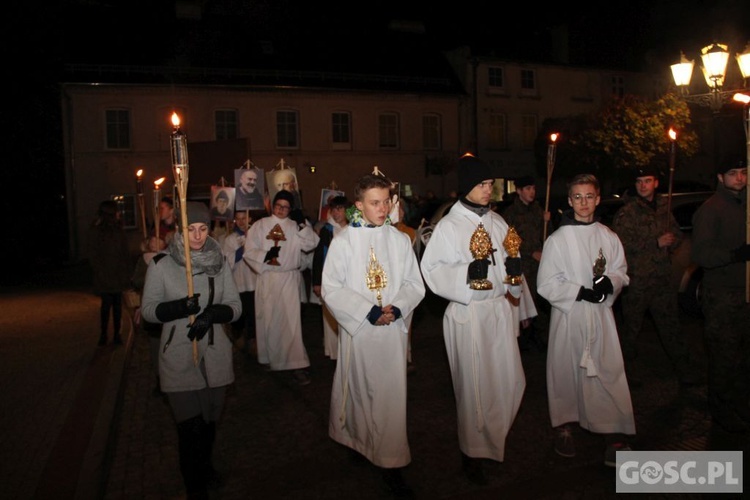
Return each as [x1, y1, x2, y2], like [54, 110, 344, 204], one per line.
[3, 0, 749, 271]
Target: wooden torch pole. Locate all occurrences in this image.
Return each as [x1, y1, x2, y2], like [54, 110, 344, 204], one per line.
[170, 112, 199, 365]
[543, 133, 559, 241]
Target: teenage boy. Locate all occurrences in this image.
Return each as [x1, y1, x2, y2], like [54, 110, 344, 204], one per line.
[537, 173, 634, 467]
[322, 173, 425, 498]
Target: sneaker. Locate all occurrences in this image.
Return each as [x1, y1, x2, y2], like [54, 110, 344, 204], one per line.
[604, 442, 632, 467]
[554, 426, 576, 457]
[292, 369, 311, 386]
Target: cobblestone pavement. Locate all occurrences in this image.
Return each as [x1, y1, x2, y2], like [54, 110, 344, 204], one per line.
[2, 263, 747, 500]
[103, 291, 747, 500]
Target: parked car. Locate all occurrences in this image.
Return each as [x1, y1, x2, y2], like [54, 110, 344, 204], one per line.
[420, 192, 713, 317]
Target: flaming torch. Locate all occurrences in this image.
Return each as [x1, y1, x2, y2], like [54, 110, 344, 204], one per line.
[667, 128, 677, 230]
[543, 133, 559, 241]
[136, 169, 147, 239]
[153, 177, 166, 242]
[170, 112, 198, 365]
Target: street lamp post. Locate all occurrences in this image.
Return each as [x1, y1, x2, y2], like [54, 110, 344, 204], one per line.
[670, 43, 750, 113]
[671, 42, 750, 303]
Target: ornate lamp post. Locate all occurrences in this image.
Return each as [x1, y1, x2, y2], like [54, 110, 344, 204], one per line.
[670, 42, 750, 113]
[671, 43, 750, 302]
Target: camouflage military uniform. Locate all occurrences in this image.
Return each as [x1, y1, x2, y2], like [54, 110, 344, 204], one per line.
[501, 195, 550, 349]
[612, 194, 692, 379]
[691, 182, 750, 430]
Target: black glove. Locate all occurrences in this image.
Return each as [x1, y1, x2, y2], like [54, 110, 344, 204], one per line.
[187, 304, 234, 341]
[731, 243, 750, 262]
[366, 305, 383, 325]
[468, 259, 490, 280]
[505, 256, 522, 277]
[264, 245, 280, 263]
[593, 275, 614, 295]
[289, 209, 306, 226]
[155, 294, 201, 322]
[577, 287, 605, 303]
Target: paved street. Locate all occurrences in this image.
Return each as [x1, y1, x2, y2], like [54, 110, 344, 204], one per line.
[1, 262, 748, 499]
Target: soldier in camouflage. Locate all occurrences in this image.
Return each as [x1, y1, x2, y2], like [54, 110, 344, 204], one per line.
[612, 166, 698, 388]
[691, 157, 750, 434]
[501, 176, 550, 352]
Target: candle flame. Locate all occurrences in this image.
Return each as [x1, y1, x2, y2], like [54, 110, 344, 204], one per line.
[171, 112, 180, 128]
[668, 128, 677, 141]
[550, 133, 559, 143]
[733, 93, 750, 104]
[136, 169, 143, 178]
[154, 177, 166, 188]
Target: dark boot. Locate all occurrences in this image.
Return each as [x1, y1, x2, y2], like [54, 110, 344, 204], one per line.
[203, 421, 224, 489]
[461, 453, 487, 485]
[380, 467, 414, 499]
[177, 416, 208, 499]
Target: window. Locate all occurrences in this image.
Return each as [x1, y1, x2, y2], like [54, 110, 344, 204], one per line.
[521, 114, 538, 149]
[111, 194, 137, 229]
[105, 109, 130, 150]
[378, 113, 399, 149]
[520, 69, 537, 96]
[422, 114, 441, 150]
[488, 66, 504, 89]
[488, 113, 507, 149]
[276, 110, 299, 149]
[611, 75, 625, 99]
[332, 112, 351, 150]
[215, 109, 238, 140]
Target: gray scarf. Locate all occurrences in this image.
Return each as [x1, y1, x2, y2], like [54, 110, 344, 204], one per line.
[168, 232, 224, 277]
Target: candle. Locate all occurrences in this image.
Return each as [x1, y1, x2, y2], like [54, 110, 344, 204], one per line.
[136, 169, 144, 195]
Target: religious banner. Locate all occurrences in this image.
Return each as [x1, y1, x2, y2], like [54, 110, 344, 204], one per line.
[234, 167, 265, 211]
[210, 186, 235, 222]
[267, 164, 302, 210]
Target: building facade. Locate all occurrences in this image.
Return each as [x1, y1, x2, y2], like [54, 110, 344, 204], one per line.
[61, 51, 658, 261]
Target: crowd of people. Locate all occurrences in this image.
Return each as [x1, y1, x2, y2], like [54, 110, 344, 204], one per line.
[87, 154, 748, 499]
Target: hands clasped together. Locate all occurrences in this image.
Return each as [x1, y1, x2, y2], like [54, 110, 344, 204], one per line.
[367, 304, 403, 326]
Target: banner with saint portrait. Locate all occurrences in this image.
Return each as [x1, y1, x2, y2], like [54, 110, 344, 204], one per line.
[267, 167, 302, 210]
[234, 167, 265, 211]
[210, 186, 235, 222]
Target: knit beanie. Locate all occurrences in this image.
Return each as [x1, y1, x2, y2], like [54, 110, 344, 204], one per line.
[184, 201, 210, 226]
[514, 176, 535, 188]
[273, 190, 295, 206]
[716, 156, 747, 175]
[458, 154, 493, 195]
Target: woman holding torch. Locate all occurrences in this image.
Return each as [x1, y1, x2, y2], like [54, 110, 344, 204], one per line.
[141, 201, 241, 497]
